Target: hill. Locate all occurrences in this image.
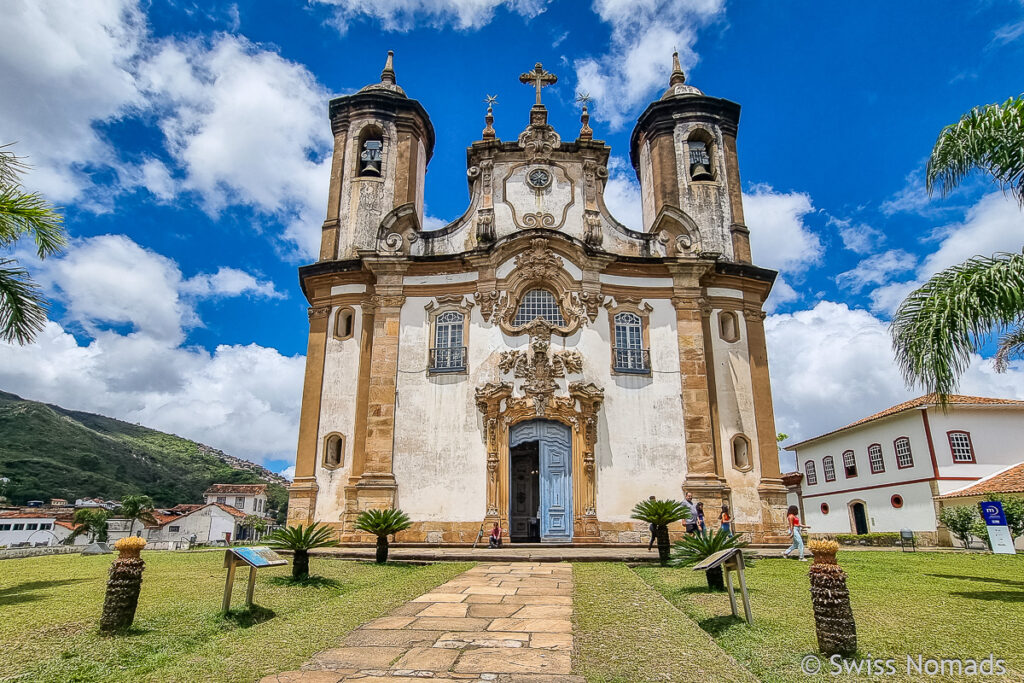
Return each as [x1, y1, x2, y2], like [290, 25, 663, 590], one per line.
[0, 390, 290, 516]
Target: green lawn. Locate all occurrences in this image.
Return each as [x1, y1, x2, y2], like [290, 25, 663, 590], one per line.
[635, 552, 1024, 682]
[0, 551, 469, 682]
[572, 562, 757, 682]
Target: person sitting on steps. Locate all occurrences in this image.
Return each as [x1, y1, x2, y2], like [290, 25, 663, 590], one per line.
[488, 522, 503, 548]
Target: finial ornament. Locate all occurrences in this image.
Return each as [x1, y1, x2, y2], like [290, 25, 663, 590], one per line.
[519, 62, 558, 106]
[381, 50, 396, 85]
[669, 50, 686, 86]
[576, 92, 593, 141]
[483, 94, 497, 140]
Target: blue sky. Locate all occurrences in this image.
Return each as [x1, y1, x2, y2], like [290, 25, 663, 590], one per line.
[2, 0, 1023, 476]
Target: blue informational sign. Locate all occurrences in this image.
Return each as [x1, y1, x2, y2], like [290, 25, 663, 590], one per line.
[980, 501, 1008, 527]
[231, 546, 288, 568]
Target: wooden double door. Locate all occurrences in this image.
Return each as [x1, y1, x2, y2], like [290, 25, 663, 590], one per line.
[509, 420, 572, 542]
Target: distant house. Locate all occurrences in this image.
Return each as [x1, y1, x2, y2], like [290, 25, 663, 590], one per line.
[0, 511, 83, 547]
[107, 502, 249, 547]
[203, 484, 270, 518]
[74, 497, 119, 511]
[785, 394, 1024, 546]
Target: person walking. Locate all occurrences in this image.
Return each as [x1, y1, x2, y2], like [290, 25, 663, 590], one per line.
[695, 502, 707, 533]
[783, 505, 807, 561]
[683, 491, 700, 535]
[719, 505, 732, 535]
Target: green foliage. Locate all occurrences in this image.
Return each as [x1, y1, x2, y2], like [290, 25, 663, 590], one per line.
[118, 494, 158, 534]
[939, 504, 979, 549]
[0, 142, 66, 344]
[891, 251, 1024, 398]
[354, 508, 413, 537]
[69, 508, 109, 543]
[835, 532, 903, 546]
[0, 390, 286, 507]
[926, 94, 1024, 204]
[242, 515, 267, 534]
[266, 523, 340, 552]
[669, 528, 750, 567]
[629, 498, 689, 526]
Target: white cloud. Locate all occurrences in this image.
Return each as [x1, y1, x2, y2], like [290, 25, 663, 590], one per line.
[870, 192, 1024, 314]
[313, 0, 550, 33]
[766, 301, 1024, 448]
[743, 184, 822, 274]
[575, 0, 726, 129]
[1, 235, 304, 463]
[602, 156, 643, 230]
[835, 249, 917, 294]
[0, 0, 147, 201]
[279, 465, 296, 481]
[830, 216, 884, 254]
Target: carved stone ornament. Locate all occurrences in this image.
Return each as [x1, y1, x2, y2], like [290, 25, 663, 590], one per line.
[369, 294, 406, 309]
[474, 289, 505, 322]
[515, 238, 562, 281]
[743, 304, 768, 321]
[476, 208, 495, 244]
[498, 338, 584, 417]
[583, 210, 603, 248]
[518, 121, 561, 160]
[308, 305, 331, 320]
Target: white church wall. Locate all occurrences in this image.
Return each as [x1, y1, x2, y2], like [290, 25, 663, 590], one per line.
[313, 304, 363, 522]
[709, 309, 763, 526]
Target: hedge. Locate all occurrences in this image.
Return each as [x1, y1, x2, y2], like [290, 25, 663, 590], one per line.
[834, 532, 905, 546]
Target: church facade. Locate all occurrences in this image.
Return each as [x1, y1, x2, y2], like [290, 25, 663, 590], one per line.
[287, 53, 789, 544]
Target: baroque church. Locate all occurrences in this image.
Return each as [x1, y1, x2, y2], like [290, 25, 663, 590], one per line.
[287, 52, 788, 544]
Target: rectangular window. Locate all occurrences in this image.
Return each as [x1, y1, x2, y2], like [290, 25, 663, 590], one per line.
[804, 461, 818, 485]
[948, 431, 975, 462]
[431, 310, 466, 371]
[216, 496, 227, 505]
[39, 523, 52, 530]
[25, 523, 38, 530]
[823, 457, 836, 482]
[868, 444, 885, 473]
[169, 525, 180, 532]
[235, 496, 245, 509]
[13, 523, 24, 530]
[842, 450, 857, 478]
[0, 524, 11, 531]
[613, 312, 649, 373]
[894, 437, 914, 468]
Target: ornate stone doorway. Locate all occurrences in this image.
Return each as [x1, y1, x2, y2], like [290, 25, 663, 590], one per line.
[510, 420, 572, 542]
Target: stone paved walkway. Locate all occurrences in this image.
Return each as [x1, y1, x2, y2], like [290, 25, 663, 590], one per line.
[261, 562, 584, 683]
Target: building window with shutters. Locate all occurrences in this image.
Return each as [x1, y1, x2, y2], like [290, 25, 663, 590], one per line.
[823, 456, 836, 482]
[842, 450, 857, 478]
[868, 444, 885, 473]
[947, 431, 975, 462]
[805, 460, 818, 485]
[894, 437, 914, 468]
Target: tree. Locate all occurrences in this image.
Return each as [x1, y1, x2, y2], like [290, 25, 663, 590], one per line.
[891, 95, 1024, 399]
[0, 143, 66, 344]
[354, 508, 412, 564]
[241, 514, 267, 540]
[669, 527, 750, 591]
[266, 523, 339, 579]
[630, 498, 689, 566]
[938, 504, 978, 549]
[117, 495, 158, 537]
[68, 508, 110, 543]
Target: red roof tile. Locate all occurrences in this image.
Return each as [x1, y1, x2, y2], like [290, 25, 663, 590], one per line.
[0, 511, 57, 519]
[204, 484, 267, 495]
[787, 394, 1024, 449]
[938, 462, 1024, 499]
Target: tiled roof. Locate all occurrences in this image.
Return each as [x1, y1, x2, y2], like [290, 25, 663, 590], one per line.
[938, 462, 1024, 499]
[0, 511, 57, 519]
[53, 521, 76, 530]
[167, 504, 204, 514]
[204, 484, 267, 495]
[787, 394, 1024, 450]
[212, 503, 247, 519]
[145, 502, 246, 527]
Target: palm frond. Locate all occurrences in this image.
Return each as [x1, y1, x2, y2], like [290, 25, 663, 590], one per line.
[925, 94, 1024, 204]
[630, 498, 689, 526]
[0, 186, 65, 256]
[891, 251, 1024, 400]
[994, 322, 1024, 372]
[267, 523, 340, 551]
[669, 527, 749, 567]
[0, 258, 48, 344]
[354, 508, 412, 537]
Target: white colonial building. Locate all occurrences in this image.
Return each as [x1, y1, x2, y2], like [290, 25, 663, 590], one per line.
[786, 394, 1024, 545]
[203, 484, 271, 518]
[107, 502, 249, 548]
[287, 53, 791, 544]
[0, 511, 80, 547]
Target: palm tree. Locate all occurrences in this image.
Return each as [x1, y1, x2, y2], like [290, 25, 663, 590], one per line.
[117, 495, 158, 538]
[68, 508, 110, 543]
[892, 95, 1024, 399]
[669, 527, 750, 591]
[266, 523, 339, 579]
[630, 498, 689, 566]
[0, 143, 66, 344]
[354, 508, 412, 564]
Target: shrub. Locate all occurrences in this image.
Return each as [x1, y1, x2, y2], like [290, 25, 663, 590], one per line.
[669, 528, 750, 591]
[834, 532, 901, 547]
[354, 509, 412, 564]
[938, 505, 978, 549]
[266, 523, 339, 579]
[630, 498, 690, 566]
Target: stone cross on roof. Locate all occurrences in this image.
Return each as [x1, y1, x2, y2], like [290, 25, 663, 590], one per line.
[519, 62, 557, 106]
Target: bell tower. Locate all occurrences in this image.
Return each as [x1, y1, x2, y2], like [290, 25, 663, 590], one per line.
[319, 52, 435, 261]
[629, 53, 751, 263]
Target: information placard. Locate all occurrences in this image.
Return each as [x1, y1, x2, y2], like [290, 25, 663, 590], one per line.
[979, 501, 1016, 555]
[230, 546, 288, 568]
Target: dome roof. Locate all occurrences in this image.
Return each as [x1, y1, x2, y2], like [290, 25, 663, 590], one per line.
[357, 51, 407, 97]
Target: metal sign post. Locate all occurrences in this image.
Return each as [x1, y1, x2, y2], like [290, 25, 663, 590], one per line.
[692, 547, 752, 625]
[222, 546, 288, 612]
[979, 501, 1017, 555]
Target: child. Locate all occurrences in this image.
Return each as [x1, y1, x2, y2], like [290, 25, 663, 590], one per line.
[695, 502, 707, 533]
[783, 505, 806, 561]
[488, 522, 503, 549]
[719, 505, 732, 535]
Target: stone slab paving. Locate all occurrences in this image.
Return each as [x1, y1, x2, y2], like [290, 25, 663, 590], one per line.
[260, 563, 584, 683]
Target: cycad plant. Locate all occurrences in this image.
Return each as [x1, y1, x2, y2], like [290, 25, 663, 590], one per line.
[100, 536, 147, 633]
[670, 528, 750, 591]
[630, 498, 689, 566]
[354, 508, 412, 564]
[806, 539, 857, 657]
[266, 523, 339, 579]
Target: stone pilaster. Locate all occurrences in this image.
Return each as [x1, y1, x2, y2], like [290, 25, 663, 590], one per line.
[286, 304, 329, 525]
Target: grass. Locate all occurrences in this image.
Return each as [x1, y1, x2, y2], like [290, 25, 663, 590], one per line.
[572, 562, 756, 682]
[636, 552, 1024, 682]
[0, 551, 470, 682]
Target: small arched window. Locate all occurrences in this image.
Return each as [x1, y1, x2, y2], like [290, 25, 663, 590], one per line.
[687, 131, 716, 181]
[822, 456, 836, 482]
[431, 311, 465, 371]
[334, 308, 354, 341]
[842, 450, 857, 478]
[323, 433, 344, 469]
[731, 434, 751, 470]
[358, 127, 384, 177]
[805, 460, 818, 485]
[513, 289, 566, 327]
[719, 311, 739, 343]
[613, 312, 648, 372]
[894, 437, 914, 468]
